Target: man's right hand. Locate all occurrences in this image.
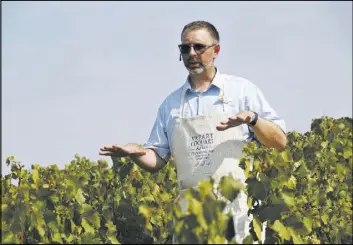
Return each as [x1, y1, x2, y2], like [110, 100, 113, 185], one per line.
[99, 143, 146, 157]
[99, 143, 166, 173]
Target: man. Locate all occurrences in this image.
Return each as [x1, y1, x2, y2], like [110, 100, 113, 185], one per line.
[100, 21, 287, 243]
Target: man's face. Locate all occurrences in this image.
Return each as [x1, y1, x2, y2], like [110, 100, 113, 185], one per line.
[180, 29, 220, 75]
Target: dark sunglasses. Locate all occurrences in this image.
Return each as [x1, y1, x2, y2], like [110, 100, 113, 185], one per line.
[178, 43, 215, 54]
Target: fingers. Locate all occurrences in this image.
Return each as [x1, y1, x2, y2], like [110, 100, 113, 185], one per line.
[99, 151, 146, 157]
[220, 112, 253, 131]
[231, 115, 251, 122]
[100, 144, 146, 157]
[228, 115, 250, 125]
[112, 144, 124, 150]
[100, 144, 126, 154]
[99, 150, 115, 156]
[216, 124, 232, 131]
[217, 116, 242, 131]
[113, 144, 147, 156]
[230, 111, 254, 124]
[100, 145, 116, 151]
[228, 116, 244, 122]
[99, 150, 128, 157]
[99, 144, 126, 157]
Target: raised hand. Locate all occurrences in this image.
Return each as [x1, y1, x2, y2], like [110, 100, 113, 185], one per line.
[216, 111, 254, 131]
[99, 143, 146, 157]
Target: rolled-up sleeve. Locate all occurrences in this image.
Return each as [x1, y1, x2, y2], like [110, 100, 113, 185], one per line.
[245, 82, 286, 141]
[142, 104, 171, 162]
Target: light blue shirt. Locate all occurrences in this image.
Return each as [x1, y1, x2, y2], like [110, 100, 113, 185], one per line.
[143, 68, 286, 162]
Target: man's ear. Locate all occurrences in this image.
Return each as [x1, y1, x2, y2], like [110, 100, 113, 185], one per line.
[214, 44, 220, 58]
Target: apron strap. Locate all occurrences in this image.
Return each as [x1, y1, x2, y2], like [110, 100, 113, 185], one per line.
[179, 87, 187, 118]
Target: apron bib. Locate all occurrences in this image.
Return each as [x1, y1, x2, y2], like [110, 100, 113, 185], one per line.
[171, 87, 252, 244]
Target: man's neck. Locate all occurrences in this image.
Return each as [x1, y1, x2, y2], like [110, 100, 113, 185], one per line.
[189, 67, 217, 92]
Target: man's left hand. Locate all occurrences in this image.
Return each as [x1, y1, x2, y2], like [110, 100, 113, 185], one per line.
[216, 111, 254, 131]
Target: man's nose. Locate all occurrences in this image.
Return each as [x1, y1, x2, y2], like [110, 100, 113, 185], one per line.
[189, 46, 197, 55]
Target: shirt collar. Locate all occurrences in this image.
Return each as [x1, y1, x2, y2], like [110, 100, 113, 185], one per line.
[182, 67, 224, 93]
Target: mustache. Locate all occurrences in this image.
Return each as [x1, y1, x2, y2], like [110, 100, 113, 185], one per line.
[187, 59, 201, 63]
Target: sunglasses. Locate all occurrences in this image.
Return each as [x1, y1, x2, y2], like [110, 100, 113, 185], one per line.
[178, 43, 215, 55]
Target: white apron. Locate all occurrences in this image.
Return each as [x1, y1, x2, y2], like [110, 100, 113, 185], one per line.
[171, 88, 252, 244]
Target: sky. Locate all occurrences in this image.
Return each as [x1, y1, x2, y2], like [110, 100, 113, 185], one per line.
[2, 1, 352, 175]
